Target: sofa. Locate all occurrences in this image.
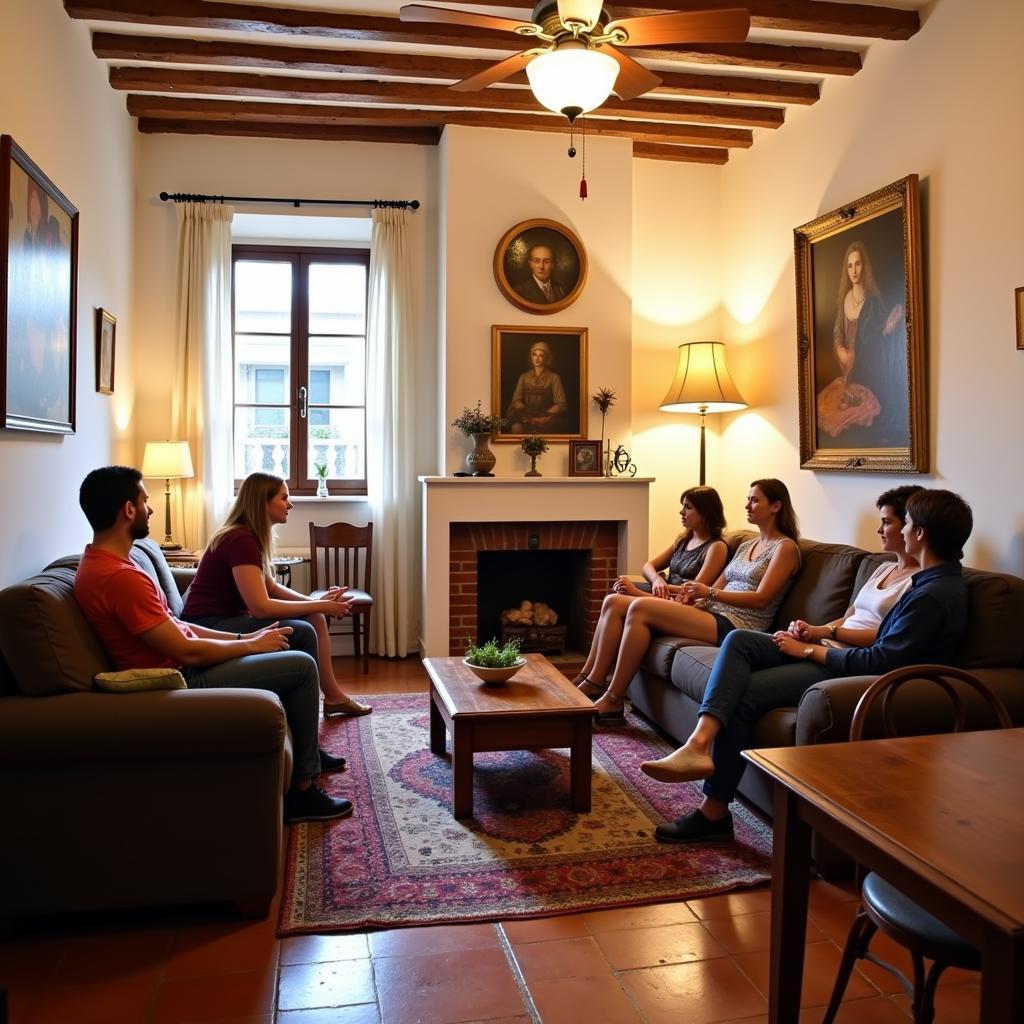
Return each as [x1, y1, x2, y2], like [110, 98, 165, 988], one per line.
[627, 533, 1024, 873]
[0, 539, 292, 932]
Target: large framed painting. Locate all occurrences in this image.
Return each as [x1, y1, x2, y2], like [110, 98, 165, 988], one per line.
[794, 174, 925, 473]
[491, 325, 588, 442]
[1, 135, 78, 434]
[494, 219, 587, 316]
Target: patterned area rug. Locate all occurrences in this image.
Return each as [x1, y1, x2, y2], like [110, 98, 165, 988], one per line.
[279, 693, 772, 934]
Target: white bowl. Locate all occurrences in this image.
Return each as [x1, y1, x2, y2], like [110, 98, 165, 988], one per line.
[462, 657, 527, 684]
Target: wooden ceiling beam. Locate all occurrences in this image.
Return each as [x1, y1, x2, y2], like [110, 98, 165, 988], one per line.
[632, 142, 729, 164]
[125, 94, 755, 147]
[110, 67, 786, 129]
[449, 0, 920, 41]
[93, 33, 821, 105]
[66, 1, 860, 74]
[137, 117, 441, 145]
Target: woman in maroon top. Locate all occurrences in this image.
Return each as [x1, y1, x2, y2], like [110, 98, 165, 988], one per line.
[182, 473, 370, 716]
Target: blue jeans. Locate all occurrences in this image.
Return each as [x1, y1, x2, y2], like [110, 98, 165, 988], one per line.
[698, 629, 832, 805]
[183, 645, 321, 786]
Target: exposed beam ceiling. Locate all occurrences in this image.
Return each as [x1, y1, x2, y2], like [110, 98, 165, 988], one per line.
[66, 0, 923, 164]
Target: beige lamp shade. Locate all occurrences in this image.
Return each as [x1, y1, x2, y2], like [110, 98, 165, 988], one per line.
[141, 441, 194, 480]
[659, 342, 747, 414]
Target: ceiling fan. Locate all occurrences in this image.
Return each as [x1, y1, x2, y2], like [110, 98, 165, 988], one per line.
[399, 0, 750, 122]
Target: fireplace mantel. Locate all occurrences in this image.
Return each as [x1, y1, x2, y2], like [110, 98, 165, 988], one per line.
[420, 476, 653, 656]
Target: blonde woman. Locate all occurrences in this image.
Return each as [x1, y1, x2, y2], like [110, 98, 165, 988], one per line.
[182, 473, 371, 717]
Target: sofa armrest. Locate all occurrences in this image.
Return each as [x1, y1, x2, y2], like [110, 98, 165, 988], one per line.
[171, 566, 197, 595]
[0, 688, 287, 766]
[795, 676, 878, 745]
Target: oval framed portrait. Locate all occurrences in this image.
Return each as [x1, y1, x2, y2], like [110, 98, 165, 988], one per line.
[494, 219, 587, 316]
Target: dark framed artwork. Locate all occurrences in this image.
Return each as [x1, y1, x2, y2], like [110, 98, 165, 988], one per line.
[494, 219, 587, 315]
[491, 325, 588, 442]
[95, 308, 116, 395]
[794, 174, 926, 473]
[568, 439, 602, 477]
[1016, 287, 1023, 351]
[1, 135, 78, 434]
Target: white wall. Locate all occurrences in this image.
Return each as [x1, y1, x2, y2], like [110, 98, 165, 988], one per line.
[0, 2, 137, 586]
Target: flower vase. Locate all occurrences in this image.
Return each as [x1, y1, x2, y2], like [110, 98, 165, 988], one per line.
[525, 455, 540, 478]
[466, 432, 496, 476]
[316, 477, 329, 498]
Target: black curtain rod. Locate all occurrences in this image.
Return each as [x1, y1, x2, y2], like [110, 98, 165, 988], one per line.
[159, 191, 420, 210]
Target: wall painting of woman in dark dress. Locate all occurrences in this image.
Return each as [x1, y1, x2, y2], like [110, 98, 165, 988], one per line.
[794, 174, 926, 473]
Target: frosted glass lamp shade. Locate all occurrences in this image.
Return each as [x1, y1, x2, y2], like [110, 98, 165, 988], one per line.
[526, 43, 619, 117]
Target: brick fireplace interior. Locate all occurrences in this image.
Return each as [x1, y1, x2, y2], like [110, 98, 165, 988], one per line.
[448, 521, 620, 658]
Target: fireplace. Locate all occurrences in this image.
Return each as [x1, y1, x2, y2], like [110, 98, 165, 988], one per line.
[448, 521, 618, 657]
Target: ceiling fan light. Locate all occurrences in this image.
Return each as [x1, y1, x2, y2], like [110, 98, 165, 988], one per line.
[525, 44, 618, 117]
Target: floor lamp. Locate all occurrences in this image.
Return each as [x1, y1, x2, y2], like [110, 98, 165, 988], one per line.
[141, 441, 194, 550]
[659, 342, 747, 485]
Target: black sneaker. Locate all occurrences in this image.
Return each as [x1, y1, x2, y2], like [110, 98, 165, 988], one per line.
[284, 784, 353, 823]
[654, 809, 733, 844]
[318, 748, 347, 774]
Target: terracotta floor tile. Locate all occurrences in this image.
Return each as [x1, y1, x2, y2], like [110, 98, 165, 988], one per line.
[511, 936, 611, 984]
[807, 878, 860, 908]
[0, 936, 66, 988]
[51, 928, 170, 986]
[374, 947, 525, 1024]
[527, 973, 644, 1024]
[20, 974, 155, 1024]
[732, 941, 879, 1008]
[278, 959, 377, 1011]
[618, 957, 767, 1024]
[277, 1007, 380, 1024]
[807, 899, 862, 946]
[594, 921, 728, 971]
[892, 981, 979, 1024]
[799, 995, 911, 1022]
[281, 932, 371, 965]
[151, 969, 277, 1023]
[163, 919, 280, 979]
[699, 910, 827, 956]
[368, 922, 500, 958]
[456, 1018, 532, 1024]
[685, 887, 774, 921]
[581, 900, 698, 933]
[500, 915, 590, 944]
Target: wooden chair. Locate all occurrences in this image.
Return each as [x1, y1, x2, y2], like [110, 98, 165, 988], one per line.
[308, 522, 373, 674]
[822, 665, 1013, 1024]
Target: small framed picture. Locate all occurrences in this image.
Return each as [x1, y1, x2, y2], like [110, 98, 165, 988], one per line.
[95, 308, 116, 395]
[1016, 287, 1023, 351]
[493, 219, 587, 316]
[568, 439, 602, 477]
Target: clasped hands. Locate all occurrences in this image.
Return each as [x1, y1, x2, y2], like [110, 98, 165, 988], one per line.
[676, 581, 711, 606]
[322, 585, 353, 618]
[772, 619, 825, 658]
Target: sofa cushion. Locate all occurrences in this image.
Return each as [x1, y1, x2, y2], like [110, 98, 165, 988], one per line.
[130, 539, 185, 619]
[775, 540, 867, 629]
[958, 569, 1024, 669]
[0, 567, 110, 695]
[668, 645, 719, 703]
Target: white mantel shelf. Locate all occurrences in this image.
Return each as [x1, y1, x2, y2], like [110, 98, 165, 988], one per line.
[420, 475, 653, 656]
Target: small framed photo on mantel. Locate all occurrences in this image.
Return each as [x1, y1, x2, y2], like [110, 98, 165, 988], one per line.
[568, 439, 602, 477]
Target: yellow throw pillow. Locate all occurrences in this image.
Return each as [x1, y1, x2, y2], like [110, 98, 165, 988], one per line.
[94, 668, 186, 693]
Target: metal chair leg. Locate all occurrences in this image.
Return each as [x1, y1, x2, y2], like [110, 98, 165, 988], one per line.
[912, 958, 948, 1024]
[822, 909, 877, 1024]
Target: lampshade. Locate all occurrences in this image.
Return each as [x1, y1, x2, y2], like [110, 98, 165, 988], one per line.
[526, 42, 619, 118]
[141, 441, 194, 480]
[659, 342, 747, 414]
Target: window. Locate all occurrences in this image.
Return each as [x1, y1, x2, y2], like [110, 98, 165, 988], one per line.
[232, 245, 369, 495]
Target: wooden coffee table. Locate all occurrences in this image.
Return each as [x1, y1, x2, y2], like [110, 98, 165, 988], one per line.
[424, 654, 597, 819]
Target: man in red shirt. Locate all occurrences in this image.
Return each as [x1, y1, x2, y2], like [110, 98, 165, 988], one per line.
[75, 465, 352, 824]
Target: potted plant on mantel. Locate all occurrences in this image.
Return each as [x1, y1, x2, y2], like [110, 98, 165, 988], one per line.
[520, 435, 549, 477]
[452, 401, 509, 476]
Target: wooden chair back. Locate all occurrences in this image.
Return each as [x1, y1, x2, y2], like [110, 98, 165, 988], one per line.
[308, 522, 373, 597]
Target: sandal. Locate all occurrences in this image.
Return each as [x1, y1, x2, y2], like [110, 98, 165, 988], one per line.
[594, 693, 627, 724]
[575, 675, 605, 700]
[323, 696, 373, 719]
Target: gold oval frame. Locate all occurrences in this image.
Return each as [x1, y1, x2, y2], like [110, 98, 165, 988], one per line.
[493, 218, 587, 316]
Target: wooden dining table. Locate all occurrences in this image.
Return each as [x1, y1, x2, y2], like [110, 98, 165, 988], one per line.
[744, 728, 1024, 1023]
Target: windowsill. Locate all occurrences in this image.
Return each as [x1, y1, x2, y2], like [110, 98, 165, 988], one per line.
[289, 494, 369, 503]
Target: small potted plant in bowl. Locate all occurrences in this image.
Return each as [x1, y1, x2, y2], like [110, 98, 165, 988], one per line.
[452, 402, 510, 476]
[314, 461, 329, 498]
[520, 435, 548, 477]
[463, 636, 526, 684]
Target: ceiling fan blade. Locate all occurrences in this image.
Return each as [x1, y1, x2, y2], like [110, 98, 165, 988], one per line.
[557, 0, 605, 31]
[606, 8, 750, 47]
[399, 4, 531, 35]
[604, 46, 661, 101]
[449, 50, 544, 92]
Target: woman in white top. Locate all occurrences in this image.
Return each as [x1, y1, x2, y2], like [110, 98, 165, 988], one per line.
[641, 484, 923, 789]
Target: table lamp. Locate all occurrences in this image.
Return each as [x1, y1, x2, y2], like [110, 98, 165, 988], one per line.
[659, 342, 747, 485]
[141, 441, 194, 550]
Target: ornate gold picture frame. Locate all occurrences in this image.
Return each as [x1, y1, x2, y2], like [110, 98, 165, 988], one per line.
[794, 174, 926, 473]
[493, 219, 587, 316]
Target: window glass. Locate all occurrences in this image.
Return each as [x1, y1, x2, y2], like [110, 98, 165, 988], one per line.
[234, 261, 291, 334]
[309, 262, 366, 335]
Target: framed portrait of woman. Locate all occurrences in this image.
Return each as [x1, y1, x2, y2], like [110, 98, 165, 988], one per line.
[494, 219, 587, 316]
[794, 174, 926, 473]
[491, 325, 587, 442]
[1, 135, 78, 434]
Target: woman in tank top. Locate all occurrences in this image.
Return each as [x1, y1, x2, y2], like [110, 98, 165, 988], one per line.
[589, 479, 802, 723]
[574, 486, 729, 696]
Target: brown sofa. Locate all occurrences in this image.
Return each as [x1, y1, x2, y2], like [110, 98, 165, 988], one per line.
[627, 533, 1024, 873]
[0, 539, 292, 931]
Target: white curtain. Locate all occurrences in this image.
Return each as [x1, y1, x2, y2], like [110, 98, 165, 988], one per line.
[172, 202, 234, 550]
[366, 207, 417, 657]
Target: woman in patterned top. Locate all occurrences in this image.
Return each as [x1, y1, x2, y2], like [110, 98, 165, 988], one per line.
[590, 479, 801, 723]
[574, 486, 729, 696]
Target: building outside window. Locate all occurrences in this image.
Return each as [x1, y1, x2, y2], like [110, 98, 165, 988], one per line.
[232, 246, 368, 495]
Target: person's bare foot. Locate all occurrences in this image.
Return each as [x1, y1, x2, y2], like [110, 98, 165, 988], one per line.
[640, 743, 714, 783]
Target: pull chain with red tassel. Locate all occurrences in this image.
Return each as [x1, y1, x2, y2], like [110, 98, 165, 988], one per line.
[579, 115, 588, 200]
